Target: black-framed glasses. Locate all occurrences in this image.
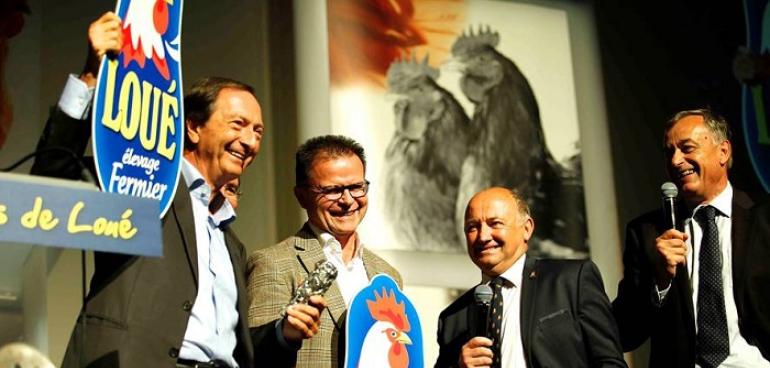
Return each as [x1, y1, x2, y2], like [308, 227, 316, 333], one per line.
[223, 183, 243, 198]
[308, 180, 370, 200]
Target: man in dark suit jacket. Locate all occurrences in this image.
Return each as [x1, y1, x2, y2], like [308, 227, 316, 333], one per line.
[436, 187, 626, 368]
[31, 12, 264, 368]
[613, 109, 770, 367]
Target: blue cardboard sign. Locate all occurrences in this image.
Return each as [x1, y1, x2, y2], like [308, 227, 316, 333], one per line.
[741, 0, 770, 192]
[0, 173, 162, 257]
[92, 0, 184, 218]
[344, 274, 424, 368]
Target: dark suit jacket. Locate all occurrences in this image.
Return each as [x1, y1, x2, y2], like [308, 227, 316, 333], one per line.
[32, 108, 254, 368]
[246, 224, 402, 368]
[435, 257, 626, 368]
[612, 190, 770, 367]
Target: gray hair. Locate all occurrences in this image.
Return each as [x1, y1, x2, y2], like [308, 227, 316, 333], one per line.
[664, 108, 733, 168]
[504, 188, 532, 224]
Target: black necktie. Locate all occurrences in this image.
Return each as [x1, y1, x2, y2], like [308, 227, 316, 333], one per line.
[695, 205, 729, 368]
[488, 277, 504, 368]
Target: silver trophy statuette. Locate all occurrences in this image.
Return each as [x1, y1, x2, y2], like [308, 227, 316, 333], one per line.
[282, 260, 338, 316]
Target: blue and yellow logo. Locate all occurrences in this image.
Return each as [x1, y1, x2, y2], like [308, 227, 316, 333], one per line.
[92, 0, 184, 217]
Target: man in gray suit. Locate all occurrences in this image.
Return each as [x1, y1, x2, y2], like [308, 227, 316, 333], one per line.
[247, 135, 401, 368]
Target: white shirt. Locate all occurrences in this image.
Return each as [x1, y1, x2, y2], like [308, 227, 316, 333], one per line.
[308, 223, 369, 307]
[481, 254, 527, 368]
[660, 184, 769, 367]
[58, 74, 94, 119]
[178, 159, 240, 367]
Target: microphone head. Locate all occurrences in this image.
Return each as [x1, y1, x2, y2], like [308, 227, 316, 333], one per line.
[474, 284, 493, 306]
[661, 182, 678, 199]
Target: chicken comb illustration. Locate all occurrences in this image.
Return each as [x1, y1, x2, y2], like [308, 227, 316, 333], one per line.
[451, 24, 500, 56]
[386, 52, 439, 93]
[366, 287, 411, 332]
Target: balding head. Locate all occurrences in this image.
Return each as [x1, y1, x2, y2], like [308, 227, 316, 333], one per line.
[463, 187, 534, 277]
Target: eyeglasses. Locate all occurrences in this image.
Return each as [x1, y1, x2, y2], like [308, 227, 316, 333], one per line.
[222, 184, 243, 198]
[307, 180, 370, 200]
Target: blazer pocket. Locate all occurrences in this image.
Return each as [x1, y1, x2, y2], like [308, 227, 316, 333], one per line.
[535, 308, 579, 348]
[537, 308, 569, 324]
[81, 313, 128, 330]
[534, 308, 586, 365]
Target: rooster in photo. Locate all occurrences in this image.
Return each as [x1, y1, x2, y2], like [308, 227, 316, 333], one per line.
[122, 0, 179, 80]
[383, 54, 471, 251]
[451, 25, 588, 255]
[358, 288, 413, 368]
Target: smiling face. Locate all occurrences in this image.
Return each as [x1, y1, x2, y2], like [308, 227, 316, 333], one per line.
[185, 88, 264, 189]
[464, 188, 534, 278]
[664, 115, 730, 206]
[296, 154, 368, 243]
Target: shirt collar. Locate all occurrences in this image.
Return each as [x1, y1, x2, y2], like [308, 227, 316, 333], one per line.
[181, 158, 207, 192]
[482, 253, 526, 288]
[307, 222, 364, 260]
[693, 182, 732, 219]
[181, 158, 236, 227]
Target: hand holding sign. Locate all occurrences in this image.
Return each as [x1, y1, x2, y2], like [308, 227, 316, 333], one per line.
[92, 0, 183, 218]
[82, 12, 123, 87]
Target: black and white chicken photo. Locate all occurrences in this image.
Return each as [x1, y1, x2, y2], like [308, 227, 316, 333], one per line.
[381, 26, 588, 257]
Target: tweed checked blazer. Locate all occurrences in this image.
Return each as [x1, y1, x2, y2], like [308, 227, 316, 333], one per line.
[247, 223, 402, 368]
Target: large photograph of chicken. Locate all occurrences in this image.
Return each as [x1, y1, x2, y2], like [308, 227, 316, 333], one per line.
[327, 0, 588, 258]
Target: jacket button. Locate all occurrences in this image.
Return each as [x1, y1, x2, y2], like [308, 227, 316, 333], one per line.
[168, 347, 179, 358]
[182, 300, 193, 311]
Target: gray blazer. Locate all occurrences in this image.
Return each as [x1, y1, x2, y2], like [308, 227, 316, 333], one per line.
[247, 223, 402, 368]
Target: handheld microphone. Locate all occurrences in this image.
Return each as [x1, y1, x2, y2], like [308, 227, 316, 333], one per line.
[282, 260, 338, 315]
[473, 284, 493, 338]
[661, 182, 678, 230]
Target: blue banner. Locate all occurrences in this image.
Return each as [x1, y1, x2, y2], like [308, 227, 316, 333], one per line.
[344, 274, 424, 368]
[92, 0, 184, 217]
[741, 0, 770, 192]
[0, 173, 162, 257]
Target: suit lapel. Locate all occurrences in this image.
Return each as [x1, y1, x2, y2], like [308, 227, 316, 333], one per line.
[520, 256, 537, 365]
[730, 190, 753, 309]
[223, 228, 253, 361]
[362, 248, 382, 280]
[170, 180, 199, 286]
[293, 224, 347, 331]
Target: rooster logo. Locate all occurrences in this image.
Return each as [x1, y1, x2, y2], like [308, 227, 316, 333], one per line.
[121, 0, 180, 80]
[344, 275, 423, 368]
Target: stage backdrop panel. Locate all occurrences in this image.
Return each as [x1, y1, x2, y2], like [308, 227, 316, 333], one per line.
[327, 0, 589, 260]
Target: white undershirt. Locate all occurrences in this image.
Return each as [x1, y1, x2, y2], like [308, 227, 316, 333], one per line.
[481, 254, 527, 368]
[308, 223, 369, 307]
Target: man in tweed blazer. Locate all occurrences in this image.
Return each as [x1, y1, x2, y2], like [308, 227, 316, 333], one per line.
[247, 135, 402, 368]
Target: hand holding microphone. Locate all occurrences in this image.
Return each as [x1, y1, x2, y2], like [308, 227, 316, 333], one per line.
[458, 284, 495, 368]
[654, 182, 689, 288]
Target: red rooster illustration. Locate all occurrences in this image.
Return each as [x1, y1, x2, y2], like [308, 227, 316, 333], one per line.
[121, 0, 178, 80]
[359, 288, 413, 368]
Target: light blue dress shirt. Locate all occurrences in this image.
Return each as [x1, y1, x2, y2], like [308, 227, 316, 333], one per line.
[179, 160, 240, 367]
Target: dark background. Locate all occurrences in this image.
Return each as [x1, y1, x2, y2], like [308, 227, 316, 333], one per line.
[594, 0, 765, 226]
